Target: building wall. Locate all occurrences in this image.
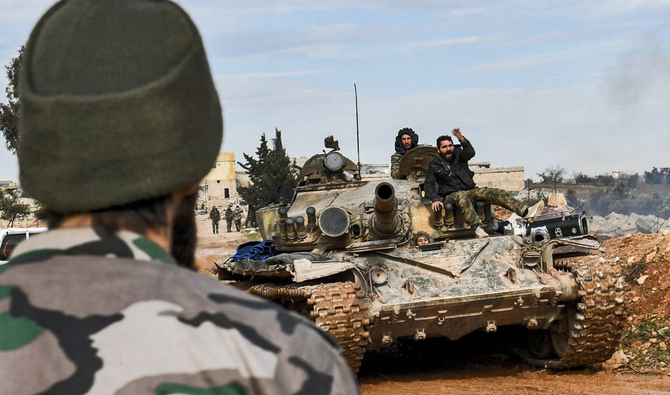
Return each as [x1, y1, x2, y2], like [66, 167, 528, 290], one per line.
[471, 166, 525, 191]
[202, 152, 237, 201]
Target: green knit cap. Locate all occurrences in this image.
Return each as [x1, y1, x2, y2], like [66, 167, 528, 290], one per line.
[18, 0, 223, 213]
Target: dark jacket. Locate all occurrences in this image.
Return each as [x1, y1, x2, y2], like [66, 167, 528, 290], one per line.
[209, 207, 220, 221]
[394, 128, 419, 155]
[424, 138, 476, 201]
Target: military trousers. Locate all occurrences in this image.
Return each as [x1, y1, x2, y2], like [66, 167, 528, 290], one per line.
[211, 220, 219, 233]
[444, 187, 526, 228]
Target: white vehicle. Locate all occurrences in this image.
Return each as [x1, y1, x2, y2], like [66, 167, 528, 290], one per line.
[0, 227, 48, 264]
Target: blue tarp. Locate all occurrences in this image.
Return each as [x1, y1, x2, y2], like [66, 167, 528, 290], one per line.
[230, 240, 277, 262]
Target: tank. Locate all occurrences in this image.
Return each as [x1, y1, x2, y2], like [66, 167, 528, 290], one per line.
[214, 137, 627, 373]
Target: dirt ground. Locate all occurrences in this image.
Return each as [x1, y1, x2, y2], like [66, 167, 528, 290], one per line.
[194, 216, 670, 394]
[193, 214, 258, 275]
[358, 335, 670, 395]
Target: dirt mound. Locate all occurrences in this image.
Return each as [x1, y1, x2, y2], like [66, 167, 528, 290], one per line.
[603, 232, 670, 373]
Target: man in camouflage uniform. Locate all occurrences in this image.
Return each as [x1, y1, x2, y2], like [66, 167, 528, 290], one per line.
[245, 203, 258, 228]
[233, 205, 243, 231]
[390, 127, 419, 179]
[425, 129, 543, 238]
[0, 1, 358, 394]
[209, 206, 221, 234]
[225, 205, 234, 232]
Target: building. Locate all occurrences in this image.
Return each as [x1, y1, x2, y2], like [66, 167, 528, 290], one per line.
[469, 162, 525, 191]
[201, 152, 238, 205]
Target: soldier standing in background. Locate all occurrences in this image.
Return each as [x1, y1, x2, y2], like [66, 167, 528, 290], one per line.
[233, 205, 243, 231]
[390, 127, 419, 179]
[209, 206, 220, 233]
[0, 0, 358, 393]
[245, 203, 258, 228]
[225, 205, 234, 232]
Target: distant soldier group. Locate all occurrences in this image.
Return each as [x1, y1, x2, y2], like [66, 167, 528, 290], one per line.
[208, 204, 245, 233]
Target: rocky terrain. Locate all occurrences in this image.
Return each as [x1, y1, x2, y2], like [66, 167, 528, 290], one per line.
[604, 232, 670, 374]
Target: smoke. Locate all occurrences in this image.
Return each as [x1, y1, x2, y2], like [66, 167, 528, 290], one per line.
[607, 31, 670, 108]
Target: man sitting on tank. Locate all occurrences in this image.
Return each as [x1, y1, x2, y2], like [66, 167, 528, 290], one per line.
[390, 127, 419, 179]
[424, 128, 544, 239]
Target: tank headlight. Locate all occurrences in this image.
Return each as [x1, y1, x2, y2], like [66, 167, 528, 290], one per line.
[318, 207, 350, 237]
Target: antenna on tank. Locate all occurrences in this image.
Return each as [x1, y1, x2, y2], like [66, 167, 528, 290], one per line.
[354, 83, 361, 175]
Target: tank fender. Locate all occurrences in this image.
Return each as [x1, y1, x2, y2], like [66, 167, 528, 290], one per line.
[291, 259, 357, 282]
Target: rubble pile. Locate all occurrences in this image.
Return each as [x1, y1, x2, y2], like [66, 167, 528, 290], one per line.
[603, 232, 670, 373]
[591, 213, 670, 236]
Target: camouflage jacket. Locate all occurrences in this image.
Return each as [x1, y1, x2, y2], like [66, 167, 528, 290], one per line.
[0, 227, 358, 395]
[390, 153, 404, 179]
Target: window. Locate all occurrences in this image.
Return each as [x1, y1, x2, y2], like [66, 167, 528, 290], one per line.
[1, 234, 26, 261]
[224, 188, 230, 199]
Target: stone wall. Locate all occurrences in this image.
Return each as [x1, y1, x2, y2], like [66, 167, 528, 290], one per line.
[471, 166, 525, 191]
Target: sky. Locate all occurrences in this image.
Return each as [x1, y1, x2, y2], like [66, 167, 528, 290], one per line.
[1, 0, 669, 183]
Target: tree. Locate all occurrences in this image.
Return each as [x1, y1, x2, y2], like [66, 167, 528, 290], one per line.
[612, 179, 629, 197]
[644, 167, 667, 185]
[537, 165, 565, 192]
[572, 171, 595, 185]
[0, 189, 31, 227]
[595, 174, 615, 187]
[237, 129, 297, 207]
[0, 45, 24, 154]
[626, 173, 640, 188]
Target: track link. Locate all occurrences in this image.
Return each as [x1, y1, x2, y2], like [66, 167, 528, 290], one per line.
[235, 281, 370, 373]
[519, 256, 627, 369]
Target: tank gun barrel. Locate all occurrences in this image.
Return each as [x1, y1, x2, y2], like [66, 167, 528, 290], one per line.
[373, 182, 399, 235]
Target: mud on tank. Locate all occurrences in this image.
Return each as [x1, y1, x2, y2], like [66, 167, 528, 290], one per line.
[214, 137, 627, 374]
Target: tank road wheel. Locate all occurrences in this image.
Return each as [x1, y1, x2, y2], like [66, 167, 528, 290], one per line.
[523, 259, 627, 369]
[233, 281, 371, 374]
[307, 282, 371, 374]
[527, 329, 555, 359]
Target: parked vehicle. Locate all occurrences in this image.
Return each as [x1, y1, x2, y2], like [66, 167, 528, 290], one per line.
[0, 227, 48, 264]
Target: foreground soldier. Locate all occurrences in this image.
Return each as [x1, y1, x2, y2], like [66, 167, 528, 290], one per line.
[0, 0, 358, 394]
[425, 129, 543, 238]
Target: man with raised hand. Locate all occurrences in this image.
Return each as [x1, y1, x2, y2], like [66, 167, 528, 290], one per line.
[425, 128, 543, 238]
[0, 0, 358, 393]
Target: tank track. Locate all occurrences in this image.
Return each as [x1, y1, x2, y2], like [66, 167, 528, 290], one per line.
[516, 256, 627, 369]
[232, 281, 370, 373]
